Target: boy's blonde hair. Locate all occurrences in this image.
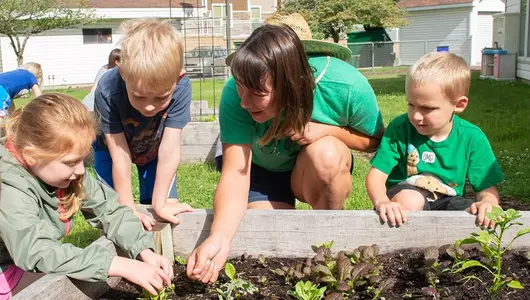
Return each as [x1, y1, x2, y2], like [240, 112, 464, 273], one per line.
[6, 93, 97, 219]
[119, 19, 184, 93]
[406, 52, 471, 102]
[20, 62, 43, 87]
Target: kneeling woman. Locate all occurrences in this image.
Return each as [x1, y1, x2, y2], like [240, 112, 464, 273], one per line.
[188, 15, 384, 283]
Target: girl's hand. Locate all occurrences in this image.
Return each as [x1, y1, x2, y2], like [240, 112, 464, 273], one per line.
[109, 256, 171, 296]
[133, 209, 156, 231]
[140, 249, 174, 281]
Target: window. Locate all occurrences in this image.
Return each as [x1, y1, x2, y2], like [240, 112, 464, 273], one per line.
[213, 4, 232, 28]
[251, 6, 262, 31]
[82, 28, 112, 44]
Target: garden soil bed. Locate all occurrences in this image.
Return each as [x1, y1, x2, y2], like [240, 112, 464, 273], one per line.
[100, 247, 530, 300]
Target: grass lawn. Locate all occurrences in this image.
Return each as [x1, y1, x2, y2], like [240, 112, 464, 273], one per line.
[35, 71, 529, 248]
[16, 79, 227, 110]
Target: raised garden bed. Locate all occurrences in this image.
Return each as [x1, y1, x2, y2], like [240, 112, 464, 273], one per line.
[16, 209, 530, 300]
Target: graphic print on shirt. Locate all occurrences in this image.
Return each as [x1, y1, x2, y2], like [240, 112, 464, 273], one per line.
[407, 144, 420, 176]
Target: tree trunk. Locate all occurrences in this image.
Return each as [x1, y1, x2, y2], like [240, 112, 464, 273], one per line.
[331, 28, 340, 43]
[17, 54, 24, 66]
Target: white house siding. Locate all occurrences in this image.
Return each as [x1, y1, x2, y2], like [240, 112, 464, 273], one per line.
[469, 0, 505, 65]
[1, 20, 124, 87]
[506, 0, 530, 80]
[517, 59, 530, 79]
[475, 0, 506, 12]
[505, 0, 520, 13]
[399, 7, 472, 65]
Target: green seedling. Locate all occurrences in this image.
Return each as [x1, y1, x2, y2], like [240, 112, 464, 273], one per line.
[288, 280, 327, 300]
[138, 284, 175, 300]
[216, 262, 258, 300]
[455, 207, 529, 298]
[174, 255, 186, 265]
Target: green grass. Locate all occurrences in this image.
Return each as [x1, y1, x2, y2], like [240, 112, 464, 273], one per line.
[44, 71, 530, 248]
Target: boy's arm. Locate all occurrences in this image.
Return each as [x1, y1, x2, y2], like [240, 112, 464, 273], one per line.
[31, 84, 42, 97]
[366, 167, 391, 208]
[104, 132, 134, 209]
[152, 127, 193, 223]
[151, 76, 192, 223]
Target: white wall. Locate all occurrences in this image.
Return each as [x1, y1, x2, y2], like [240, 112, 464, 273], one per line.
[517, 59, 530, 79]
[399, 7, 472, 65]
[1, 20, 124, 87]
[470, 0, 504, 65]
[505, 0, 520, 13]
[475, 0, 506, 12]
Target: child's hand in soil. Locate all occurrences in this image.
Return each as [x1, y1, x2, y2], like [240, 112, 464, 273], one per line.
[376, 201, 407, 226]
[186, 233, 231, 283]
[154, 199, 195, 225]
[140, 249, 174, 281]
[109, 256, 171, 296]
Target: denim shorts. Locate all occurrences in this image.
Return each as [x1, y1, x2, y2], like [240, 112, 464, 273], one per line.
[387, 184, 474, 210]
[215, 154, 354, 206]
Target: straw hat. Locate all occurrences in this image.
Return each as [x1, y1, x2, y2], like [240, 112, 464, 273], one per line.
[225, 13, 352, 66]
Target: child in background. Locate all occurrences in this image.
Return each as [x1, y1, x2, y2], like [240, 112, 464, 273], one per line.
[0, 62, 43, 128]
[366, 52, 504, 228]
[0, 94, 173, 299]
[93, 19, 193, 230]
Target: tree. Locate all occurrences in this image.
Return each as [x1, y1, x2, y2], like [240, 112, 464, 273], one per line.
[0, 0, 97, 66]
[279, 0, 408, 43]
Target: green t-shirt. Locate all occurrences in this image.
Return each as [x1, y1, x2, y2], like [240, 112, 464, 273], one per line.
[219, 56, 384, 172]
[370, 114, 504, 196]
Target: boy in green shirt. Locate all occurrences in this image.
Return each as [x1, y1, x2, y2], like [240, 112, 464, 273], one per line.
[366, 52, 504, 228]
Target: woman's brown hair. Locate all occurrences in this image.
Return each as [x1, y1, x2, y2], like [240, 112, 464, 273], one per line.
[230, 24, 315, 145]
[6, 93, 97, 219]
[107, 48, 122, 69]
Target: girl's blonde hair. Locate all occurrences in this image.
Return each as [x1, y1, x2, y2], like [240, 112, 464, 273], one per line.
[20, 62, 43, 87]
[6, 93, 97, 219]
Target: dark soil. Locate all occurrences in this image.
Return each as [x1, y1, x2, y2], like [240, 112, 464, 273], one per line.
[100, 248, 530, 300]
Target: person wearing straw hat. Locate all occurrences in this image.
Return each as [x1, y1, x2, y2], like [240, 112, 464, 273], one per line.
[187, 14, 385, 283]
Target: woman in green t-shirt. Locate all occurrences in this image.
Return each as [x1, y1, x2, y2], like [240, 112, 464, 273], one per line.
[187, 14, 384, 283]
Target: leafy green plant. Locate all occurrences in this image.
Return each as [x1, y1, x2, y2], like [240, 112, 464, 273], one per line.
[288, 281, 327, 300]
[257, 254, 268, 268]
[138, 284, 175, 300]
[272, 263, 308, 284]
[216, 262, 258, 300]
[455, 207, 529, 298]
[174, 255, 186, 265]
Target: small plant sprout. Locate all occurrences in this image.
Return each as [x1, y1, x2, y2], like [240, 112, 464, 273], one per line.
[216, 262, 258, 300]
[174, 255, 186, 265]
[257, 254, 268, 267]
[455, 207, 530, 298]
[138, 284, 175, 300]
[288, 281, 327, 300]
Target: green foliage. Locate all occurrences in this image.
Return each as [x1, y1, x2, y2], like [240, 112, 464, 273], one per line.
[455, 208, 529, 297]
[278, 0, 407, 42]
[138, 284, 175, 300]
[216, 262, 258, 300]
[288, 281, 327, 300]
[174, 255, 187, 265]
[0, 0, 97, 65]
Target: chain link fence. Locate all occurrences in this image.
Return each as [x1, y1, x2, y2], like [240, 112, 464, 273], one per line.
[346, 38, 472, 70]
